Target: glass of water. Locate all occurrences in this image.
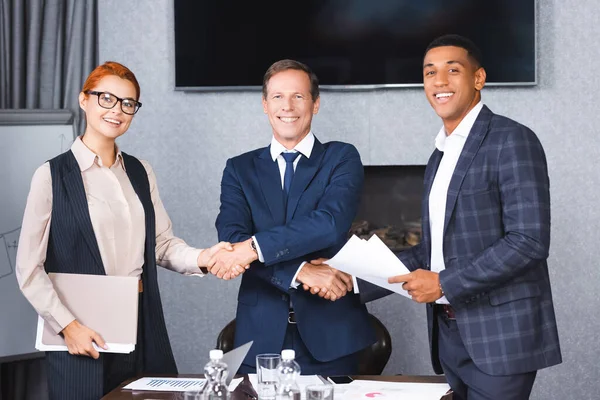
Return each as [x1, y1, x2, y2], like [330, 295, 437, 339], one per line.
[306, 384, 334, 400]
[256, 353, 281, 399]
[183, 390, 202, 400]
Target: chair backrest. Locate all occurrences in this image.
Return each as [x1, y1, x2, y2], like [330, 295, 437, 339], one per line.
[357, 313, 392, 375]
[216, 318, 237, 354]
[215, 313, 392, 375]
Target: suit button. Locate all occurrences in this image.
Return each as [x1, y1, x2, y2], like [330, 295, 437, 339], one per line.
[281, 294, 288, 302]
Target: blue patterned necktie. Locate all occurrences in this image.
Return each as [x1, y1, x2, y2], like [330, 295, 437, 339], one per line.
[282, 152, 300, 196]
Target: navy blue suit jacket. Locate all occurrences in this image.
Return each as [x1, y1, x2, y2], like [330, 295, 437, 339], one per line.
[216, 138, 375, 364]
[400, 106, 562, 375]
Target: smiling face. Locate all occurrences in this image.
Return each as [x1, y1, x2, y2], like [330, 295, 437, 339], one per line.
[423, 45, 486, 134]
[262, 69, 320, 149]
[79, 75, 137, 142]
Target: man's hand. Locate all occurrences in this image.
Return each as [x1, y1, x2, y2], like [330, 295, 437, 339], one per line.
[197, 241, 233, 268]
[61, 319, 107, 359]
[388, 269, 443, 303]
[207, 239, 257, 280]
[297, 259, 353, 301]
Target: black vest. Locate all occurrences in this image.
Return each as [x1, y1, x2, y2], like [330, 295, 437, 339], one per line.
[47, 150, 177, 374]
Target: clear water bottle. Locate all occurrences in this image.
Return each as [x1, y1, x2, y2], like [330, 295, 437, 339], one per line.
[275, 349, 301, 400]
[202, 349, 230, 400]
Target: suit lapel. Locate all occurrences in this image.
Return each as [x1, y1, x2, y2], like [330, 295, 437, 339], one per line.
[254, 147, 286, 224]
[422, 150, 442, 268]
[63, 153, 105, 274]
[286, 139, 326, 222]
[443, 106, 493, 235]
[122, 153, 154, 242]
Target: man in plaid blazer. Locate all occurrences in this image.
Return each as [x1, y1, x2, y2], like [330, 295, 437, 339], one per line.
[389, 35, 562, 399]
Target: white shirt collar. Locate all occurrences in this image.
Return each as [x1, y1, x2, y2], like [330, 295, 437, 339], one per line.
[71, 136, 125, 171]
[270, 132, 315, 162]
[434, 102, 483, 151]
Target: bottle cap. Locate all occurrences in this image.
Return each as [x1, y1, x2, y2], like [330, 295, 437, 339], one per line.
[209, 349, 224, 360]
[281, 349, 295, 360]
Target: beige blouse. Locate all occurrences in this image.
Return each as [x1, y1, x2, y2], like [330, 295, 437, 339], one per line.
[16, 137, 204, 334]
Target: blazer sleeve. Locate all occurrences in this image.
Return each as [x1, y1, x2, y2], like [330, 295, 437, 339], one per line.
[440, 126, 551, 304]
[398, 242, 425, 272]
[216, 157, 255, 245]
[254, 145, 364, 266]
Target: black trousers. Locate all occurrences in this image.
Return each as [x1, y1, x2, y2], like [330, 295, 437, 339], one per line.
[437, 313, 537, 400]
[46, 294, 144, 400]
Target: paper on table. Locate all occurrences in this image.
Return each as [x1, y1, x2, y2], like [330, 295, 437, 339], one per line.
[326, 235, 411, 298]
[228, 377, 244, 392]
[123, 377, 243, 392]
[342, 380, 451, 399]
[123, 377, 206, 392]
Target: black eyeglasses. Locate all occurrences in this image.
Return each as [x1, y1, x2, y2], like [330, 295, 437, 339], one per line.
[85, 91, 142, 115]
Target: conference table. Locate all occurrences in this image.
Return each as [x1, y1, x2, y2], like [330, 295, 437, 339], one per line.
[103, 374, 452, 399]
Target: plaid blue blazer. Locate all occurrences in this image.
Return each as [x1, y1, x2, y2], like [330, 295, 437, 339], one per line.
[400, 106, 562, 376]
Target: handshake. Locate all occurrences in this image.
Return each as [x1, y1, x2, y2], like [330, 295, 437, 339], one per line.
[198, 239, 354, 301]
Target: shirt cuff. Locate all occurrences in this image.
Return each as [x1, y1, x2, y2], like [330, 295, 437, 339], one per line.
[182, 248, 205, 276]
[352, 275, 360, 294]
[290, 262, 307, 289]
[252, 235, 264, 263]
[46, 308, 77, 334]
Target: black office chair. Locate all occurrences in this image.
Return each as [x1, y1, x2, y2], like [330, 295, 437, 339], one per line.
[216, 318, 237, 354]
[357, 314, 392, 375]
[216, 313, 392, 375]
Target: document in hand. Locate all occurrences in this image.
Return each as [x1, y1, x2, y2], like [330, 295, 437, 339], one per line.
[327, 235, 411, 298]
[35, 273, 139, 354]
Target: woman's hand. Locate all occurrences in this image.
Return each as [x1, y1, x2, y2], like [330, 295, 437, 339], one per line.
[60, 320, 107, 359]
[197, 241, 233, 267]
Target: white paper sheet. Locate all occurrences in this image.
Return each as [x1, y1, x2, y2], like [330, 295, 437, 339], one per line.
[123, 377, 206, 392]
[340, 380, 451, 399]
[123, 377, 243, 392]
[326, 235, 411, 297]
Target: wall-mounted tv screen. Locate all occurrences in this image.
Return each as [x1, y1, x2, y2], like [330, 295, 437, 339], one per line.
[174, 0, 536, 90]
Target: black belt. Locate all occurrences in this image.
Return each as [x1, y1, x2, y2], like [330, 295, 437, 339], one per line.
[288, 309, 297, 324]
[435, 304, 456, 320]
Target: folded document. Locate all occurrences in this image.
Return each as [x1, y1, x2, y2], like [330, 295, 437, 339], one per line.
[327, 235, 411, 298]
[35, 273, 139, 354]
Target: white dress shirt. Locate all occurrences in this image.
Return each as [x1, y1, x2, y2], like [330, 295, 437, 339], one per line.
[253, 132, 315, 287]
[429, 102, 483, 304]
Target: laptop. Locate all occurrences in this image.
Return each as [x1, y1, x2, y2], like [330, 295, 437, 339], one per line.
[221, 341, 253, 385]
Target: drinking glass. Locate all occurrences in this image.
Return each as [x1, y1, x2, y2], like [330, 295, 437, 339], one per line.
[305, 383, 334, 400]
[255, 353, 281, 399]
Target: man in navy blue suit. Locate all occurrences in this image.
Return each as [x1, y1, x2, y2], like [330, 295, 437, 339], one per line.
[210, 59, 375, 374]
[389, 35, 562, 399]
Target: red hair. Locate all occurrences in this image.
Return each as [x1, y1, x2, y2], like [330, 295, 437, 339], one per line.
[81, 61, 141, 100]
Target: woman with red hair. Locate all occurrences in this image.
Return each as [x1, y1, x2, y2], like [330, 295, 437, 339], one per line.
[15, 61, 230, 399]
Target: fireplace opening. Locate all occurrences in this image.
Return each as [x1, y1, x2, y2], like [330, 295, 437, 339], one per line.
[351, 165, 425, 253]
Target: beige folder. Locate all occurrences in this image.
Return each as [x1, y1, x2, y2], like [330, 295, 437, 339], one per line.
[35, 273, 139, 354]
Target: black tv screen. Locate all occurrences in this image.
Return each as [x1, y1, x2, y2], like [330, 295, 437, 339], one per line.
[174, 0, 536, 90]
